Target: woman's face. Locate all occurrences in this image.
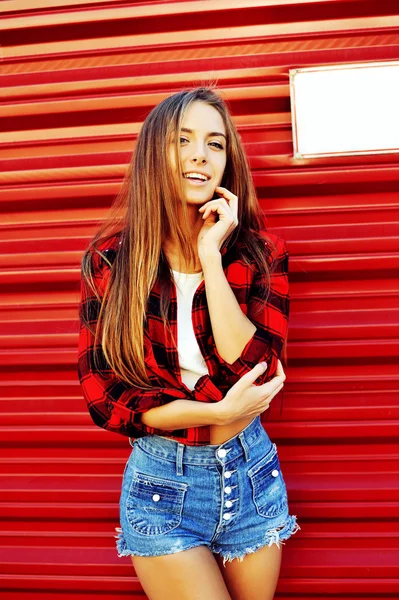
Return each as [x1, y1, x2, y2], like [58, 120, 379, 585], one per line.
[169, 100, 227, 205]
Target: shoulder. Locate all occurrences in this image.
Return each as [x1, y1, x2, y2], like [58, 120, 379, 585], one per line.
[233, 227, 288, 269]
[254, 229, 288, 265]
[88, 232, 122, 274]
[257, 229, 286, 249]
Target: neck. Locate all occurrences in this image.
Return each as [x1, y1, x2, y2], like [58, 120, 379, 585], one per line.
[163, 202, 205, 272]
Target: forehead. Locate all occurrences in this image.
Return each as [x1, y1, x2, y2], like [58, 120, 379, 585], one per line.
[181, 101, 225, 133]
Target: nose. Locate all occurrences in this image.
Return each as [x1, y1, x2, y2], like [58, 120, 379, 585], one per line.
[190, 142, 207, 165]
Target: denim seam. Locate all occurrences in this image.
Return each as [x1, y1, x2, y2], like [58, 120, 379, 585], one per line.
[115, 526, 211, 558]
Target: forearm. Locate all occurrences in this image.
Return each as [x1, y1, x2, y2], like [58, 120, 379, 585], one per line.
[202, 254, 256, 364]
[140, 399, 226, 430]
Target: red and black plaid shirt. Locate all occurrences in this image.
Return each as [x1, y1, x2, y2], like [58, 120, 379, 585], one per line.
[78, 230, 289, 445]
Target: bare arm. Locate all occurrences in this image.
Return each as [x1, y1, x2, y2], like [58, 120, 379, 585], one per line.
[202, 254, 257, 365]
[141, 361, 285, 431]
[140, 399, 226, 430]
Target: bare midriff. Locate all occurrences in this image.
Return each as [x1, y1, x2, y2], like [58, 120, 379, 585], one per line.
[209, 416, 255, 445]
[158, 416, 256, 445]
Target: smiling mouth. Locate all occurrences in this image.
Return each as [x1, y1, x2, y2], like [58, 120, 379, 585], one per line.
[182, 172, 211, 183]
[183, 178, 209, 186]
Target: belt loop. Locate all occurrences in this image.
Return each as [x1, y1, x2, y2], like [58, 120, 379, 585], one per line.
[176, 443, 184, 476]
[238, 431, 251, 462]
[128, 437, 135, 448]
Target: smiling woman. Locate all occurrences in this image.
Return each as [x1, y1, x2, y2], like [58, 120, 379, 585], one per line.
[78, 85, 297, 600]
[170, 105, 226, 198]
[166, 100, 229, 272]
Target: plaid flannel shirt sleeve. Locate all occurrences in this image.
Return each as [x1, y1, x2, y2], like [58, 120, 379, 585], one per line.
[211, 236, 289, 385]
[77, 246, 186, 439]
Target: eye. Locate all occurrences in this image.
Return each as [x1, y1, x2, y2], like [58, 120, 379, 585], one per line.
[179, 136, 189, 144]
[209, 141, 224, 150]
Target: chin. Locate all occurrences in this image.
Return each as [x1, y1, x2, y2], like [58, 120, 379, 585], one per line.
[187, 193, 214, 204]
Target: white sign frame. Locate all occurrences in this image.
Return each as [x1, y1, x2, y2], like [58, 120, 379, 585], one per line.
[289, 61, 399, 159]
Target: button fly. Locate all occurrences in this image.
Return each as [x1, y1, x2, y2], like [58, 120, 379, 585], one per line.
[152, 494, 160, 502]
[225, 500, 233, 508]
[224, 471, 232, 479]
[272, 469, 279, 477]
[217, 449, 227, 458]
[223, 513, 231, 520]
[224, 486, 231, 494]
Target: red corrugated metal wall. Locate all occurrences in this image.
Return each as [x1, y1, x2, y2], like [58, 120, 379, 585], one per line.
[1, 1, 398, 597]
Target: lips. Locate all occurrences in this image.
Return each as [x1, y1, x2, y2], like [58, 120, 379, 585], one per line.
[183, 177, 209, 186]
[182, 171, 211, 182]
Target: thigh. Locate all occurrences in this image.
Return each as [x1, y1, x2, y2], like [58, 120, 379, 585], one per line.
[214, 544, 282, 600]
[131, 545, 232, 600]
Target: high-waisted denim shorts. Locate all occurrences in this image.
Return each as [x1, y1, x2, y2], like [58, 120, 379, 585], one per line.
[115, 416, 299, 567]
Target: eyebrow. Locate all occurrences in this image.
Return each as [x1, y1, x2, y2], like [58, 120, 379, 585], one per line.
[180, 127, 227, 140]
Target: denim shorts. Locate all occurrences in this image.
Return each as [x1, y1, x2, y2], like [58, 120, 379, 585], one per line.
[115, 415, 299, 567]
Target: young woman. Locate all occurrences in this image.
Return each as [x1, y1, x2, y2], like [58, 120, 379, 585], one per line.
[78, 86, 299, 600]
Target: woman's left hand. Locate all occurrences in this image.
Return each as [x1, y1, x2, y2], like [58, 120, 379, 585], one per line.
[197, 187, 239, 257]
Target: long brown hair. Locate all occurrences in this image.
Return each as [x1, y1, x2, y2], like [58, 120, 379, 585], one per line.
[80, 85, 285, 389]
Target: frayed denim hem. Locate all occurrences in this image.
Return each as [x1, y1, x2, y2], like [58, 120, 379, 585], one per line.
[115, 515, 300, 565]
[114, 526, 211, 559]
[114, 527, 131, 558]
[211, 514, 301, 568]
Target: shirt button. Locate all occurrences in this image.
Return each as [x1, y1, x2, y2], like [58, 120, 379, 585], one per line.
[218, 449, 227, 458]
[224, 471, 232, 479]
[272, 469, 279, 477]
[224, 486, 232, 494]
[223, 513, 231, 520]
[152, 494, 160, 502]
[196, 325, 203, 331]
[225, 500, 233, 508]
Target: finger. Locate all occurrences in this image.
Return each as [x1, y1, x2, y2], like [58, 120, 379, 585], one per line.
[276, 359, 284, 375]
[199, 198, 230, 210]
[271, 371, 286, 388]
[202, 205, 223, 220]
[214, 187, 238, 203]
[214, 187, 238, 217]
[260, 372, 285, 396]
[200, 199, 230, 213]
[272, 382, 284, 397]
[203, 205, 236, 224]
[238, 362, 268, 387]
[275, 359, 286, 381]
[263, 381, 284, 403]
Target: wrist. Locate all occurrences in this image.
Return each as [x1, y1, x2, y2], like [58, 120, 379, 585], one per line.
[212, 399, 233, 426]
[198, 249, 222, 271]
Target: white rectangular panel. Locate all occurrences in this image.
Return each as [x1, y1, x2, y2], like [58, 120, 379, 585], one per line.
[290, 61, 399, 158]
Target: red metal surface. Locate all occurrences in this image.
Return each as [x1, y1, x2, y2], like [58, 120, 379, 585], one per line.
[1, 0, 398, 597]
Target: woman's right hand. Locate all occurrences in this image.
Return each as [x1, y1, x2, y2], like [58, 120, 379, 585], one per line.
[217, 360, 286, 425]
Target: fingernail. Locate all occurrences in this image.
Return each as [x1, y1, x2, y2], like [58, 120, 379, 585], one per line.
[260, 361, 267, 368]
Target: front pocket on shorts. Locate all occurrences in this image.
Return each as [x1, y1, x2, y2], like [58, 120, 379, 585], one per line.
[247, 444, 288, 519]
[126, 471, 188, 536]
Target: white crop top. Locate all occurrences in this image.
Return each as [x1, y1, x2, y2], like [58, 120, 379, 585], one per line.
[171, 269, 210, 391]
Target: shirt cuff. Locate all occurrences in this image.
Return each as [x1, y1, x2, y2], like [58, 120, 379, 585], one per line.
[208, 328, 276, 382]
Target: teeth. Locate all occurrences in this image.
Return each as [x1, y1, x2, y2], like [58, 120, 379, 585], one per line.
[183, 172, 208, 181]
